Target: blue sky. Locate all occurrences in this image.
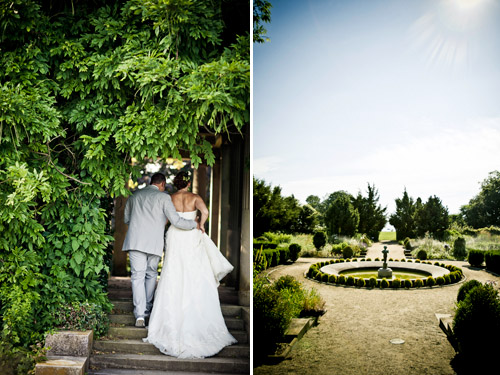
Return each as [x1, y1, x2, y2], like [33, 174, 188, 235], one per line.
[253, 0, 500, 217]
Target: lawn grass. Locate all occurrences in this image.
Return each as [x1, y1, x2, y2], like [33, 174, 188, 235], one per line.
[378, 231, 396, 242]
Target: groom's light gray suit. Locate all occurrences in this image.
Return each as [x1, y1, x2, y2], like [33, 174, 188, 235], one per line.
[122, 184, 197, 320]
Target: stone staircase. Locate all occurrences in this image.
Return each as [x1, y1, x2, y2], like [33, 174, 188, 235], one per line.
[89, 277, 249, 374]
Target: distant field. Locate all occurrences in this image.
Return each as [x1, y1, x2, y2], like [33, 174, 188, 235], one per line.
[378, 231, 396, 241]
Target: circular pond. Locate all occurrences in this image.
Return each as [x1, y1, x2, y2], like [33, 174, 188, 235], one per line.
[306, 260, 464, 288]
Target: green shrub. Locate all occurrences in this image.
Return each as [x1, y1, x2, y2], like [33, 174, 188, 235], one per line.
[278, 247, 290, 264]
[288, 243, 302, 262]
[457, 280, 482, 303]
[321, 273, 329, 282]
[253, 278, 295, 356]
[338, 275, 346, 285]
[262, 232, 292, 244]
[274, 275, 302, 293]
[403, 237, 412, 250]
[416, 249, 427, 260]
[346, 276, 355, 286]
[443, 274, 451, 285]
[55, 301, 110, 338]
[485, 250, 500, 273]
[368, 277, 377, 288]
[415, 279, 424, 288]
[404, 279, 412, 289]
[301, 288, 326, 317]
[253, 240, 277, 249]
[392, 278, 401, 288]
[453, 237, 466, 260]
[381, 278, 389, 288]
[453, 284, 500, 361]
[436, 276, 445, 286]
[313, 231, 327, 250]
[328, 274, 336, 283]
[468, 249, 484, 267]
[314, 272, 323, 281]
[426, 277, 436, 287]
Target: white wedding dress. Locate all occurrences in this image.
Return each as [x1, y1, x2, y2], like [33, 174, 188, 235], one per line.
[143, 211, 237, 358]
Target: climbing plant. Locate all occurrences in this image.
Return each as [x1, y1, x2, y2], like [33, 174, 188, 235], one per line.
[0, 0, 249, 351]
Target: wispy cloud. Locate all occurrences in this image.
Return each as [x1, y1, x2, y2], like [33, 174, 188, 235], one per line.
[253, 156, 284, 175]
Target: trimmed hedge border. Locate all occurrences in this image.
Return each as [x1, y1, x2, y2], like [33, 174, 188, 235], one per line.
[305, 259, 464, 289]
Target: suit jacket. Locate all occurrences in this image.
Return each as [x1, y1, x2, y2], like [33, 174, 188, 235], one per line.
[122, 185, 197, 256]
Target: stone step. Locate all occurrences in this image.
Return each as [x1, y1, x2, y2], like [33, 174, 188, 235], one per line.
[109, 314, 244, 331]
[111, 301, 242, 318]
[107, 288, 238, 305]
[90, 353, 249, 374]
[107, 327, 248, 344]
[94, 339, 249, 358]
[89, 369, 242, 375]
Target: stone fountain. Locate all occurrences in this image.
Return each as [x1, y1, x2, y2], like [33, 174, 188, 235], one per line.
[378, 245, 393, 279]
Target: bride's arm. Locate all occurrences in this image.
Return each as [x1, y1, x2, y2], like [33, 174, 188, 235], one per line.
[195, 195, 209, 233]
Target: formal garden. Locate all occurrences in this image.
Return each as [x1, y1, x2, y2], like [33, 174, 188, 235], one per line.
[0, 1, 249, 373]
[253, 172, 500, 373]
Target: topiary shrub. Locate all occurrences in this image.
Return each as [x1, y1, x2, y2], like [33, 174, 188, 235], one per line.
[313, 231, 327, 250]
[278, 247, 289, 264]
[328, 274, 336, 283]
[453, 284, 500, 364]
[426, 276, 436, 287]
[314, 272, 323, 282]
[381, 278, 389, 288]
[468, 249, 484, 267]
[404, 279, 412, 289]
[443, 274, 451, 285]
[342, 245, 354, 259]
[356, 278, 366, 287]
[457, 279, 482, 303]
[321, 273, 329, 282]
[368, 277, 377, 288]
[416, 249, 427, 260]
[338, 275, 346, 285]
[346, 276, 355, 286]
[485, 250, 500, 273]
[392, 278, 401, 289]
[415, 279, 424, 288]
[453, 237, 466, 260]
[288, 243, 302, 262]
[403, 237, 412, 250]
[436, 276, 445, 286]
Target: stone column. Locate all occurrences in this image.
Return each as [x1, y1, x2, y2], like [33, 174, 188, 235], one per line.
[112, 196, 128, 276]
[209, 150, 222, 245]
[238, 125, 250, 307]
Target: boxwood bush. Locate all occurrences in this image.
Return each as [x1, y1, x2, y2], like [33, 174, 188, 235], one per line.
[485, 250, 500, 274]
[288, 243, 302, 262]
[467, 249, 484, 267]
[453, 284, 500, 363]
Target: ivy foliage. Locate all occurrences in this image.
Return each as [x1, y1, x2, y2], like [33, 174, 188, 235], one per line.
[0, 0, 249, 349]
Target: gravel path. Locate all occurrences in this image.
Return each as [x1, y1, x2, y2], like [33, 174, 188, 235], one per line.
[254, 242, 500, 375]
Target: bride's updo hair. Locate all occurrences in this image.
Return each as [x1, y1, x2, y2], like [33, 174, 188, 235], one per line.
[173, 171, 190, 190]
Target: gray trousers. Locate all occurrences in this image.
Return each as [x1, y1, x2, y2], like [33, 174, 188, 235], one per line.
[128, 250, 161, 319]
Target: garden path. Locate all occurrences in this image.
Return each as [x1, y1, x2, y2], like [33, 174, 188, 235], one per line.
[255, 246, 500, 375]
[366, 240, 406, 260]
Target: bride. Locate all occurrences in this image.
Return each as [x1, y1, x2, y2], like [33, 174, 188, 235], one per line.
[143, 171, 237, 358]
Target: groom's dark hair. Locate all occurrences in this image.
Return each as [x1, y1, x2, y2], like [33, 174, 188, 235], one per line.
[150, 173, 166, 185]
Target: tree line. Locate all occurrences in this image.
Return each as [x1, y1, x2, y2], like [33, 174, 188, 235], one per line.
[253, 171, 500, 239]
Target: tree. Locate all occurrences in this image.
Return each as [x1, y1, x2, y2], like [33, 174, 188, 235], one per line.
[324, 191, 359, 237]
[253, 178, 302, 236]
[352, 183, 387, 240]
[296, 204, 319, 234]
[389, 189, 416, 241]
[0, 0, 249, 350]
[253, 0, 272, 43]
[461, 171, 500, 228]
[414, 195, 449, 239]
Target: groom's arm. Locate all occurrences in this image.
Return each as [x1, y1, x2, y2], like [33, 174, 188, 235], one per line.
[162, 194, 197, 230]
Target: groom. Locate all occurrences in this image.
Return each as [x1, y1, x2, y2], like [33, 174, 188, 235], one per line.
[122, 172, 197, 327]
